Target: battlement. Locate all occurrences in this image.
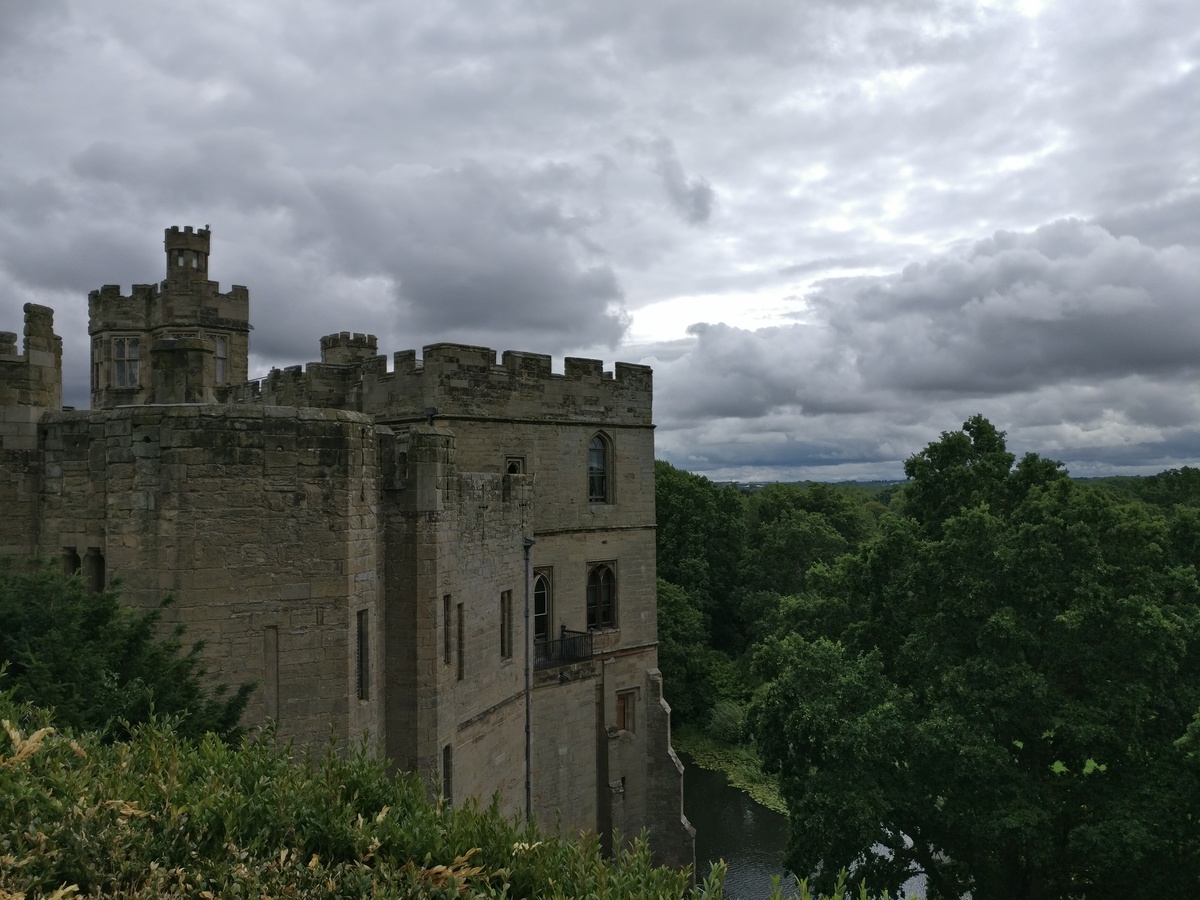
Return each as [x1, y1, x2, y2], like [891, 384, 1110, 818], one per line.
[321, 332, 379, 365]
[233, 339, 652, 426]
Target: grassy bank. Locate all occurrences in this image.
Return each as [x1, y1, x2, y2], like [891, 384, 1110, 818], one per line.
[673, 726, 788, 817]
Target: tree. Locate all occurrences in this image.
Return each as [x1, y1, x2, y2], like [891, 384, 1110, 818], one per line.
[743, 483, 871, 596]
[655, 461, 746, 607]
[751, 418, 1200, 900]
[0, 558, 250, 741]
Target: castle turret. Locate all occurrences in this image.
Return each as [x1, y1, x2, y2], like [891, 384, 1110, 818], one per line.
[88, 226, 250, 408]
[164, 225, 210, 282]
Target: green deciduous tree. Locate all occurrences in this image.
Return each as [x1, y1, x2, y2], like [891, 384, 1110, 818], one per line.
[0, 559, 250, 742]
[752, 418, 1200, 900]
[655, 460, 746, 620]
[743, 483, 870, 597]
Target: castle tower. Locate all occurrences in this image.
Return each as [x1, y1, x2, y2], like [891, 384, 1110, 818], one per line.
[164, 224, 211, 282]
[88, 226, 251, 408]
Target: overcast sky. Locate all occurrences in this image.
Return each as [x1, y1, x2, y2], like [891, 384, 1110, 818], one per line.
[2, 0, 1197, 481]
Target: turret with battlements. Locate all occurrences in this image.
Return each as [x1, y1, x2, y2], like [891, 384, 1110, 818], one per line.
[88, 226, 250, 407]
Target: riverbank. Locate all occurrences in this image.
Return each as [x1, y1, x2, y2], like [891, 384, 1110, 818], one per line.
[672, 726, 788, 816]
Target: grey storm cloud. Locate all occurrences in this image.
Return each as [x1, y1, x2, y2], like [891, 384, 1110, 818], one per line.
[1, 0, 1198, 479]
[653, 218, 1200, 478]
[659, 219, 1200, 421]
[652, 140, 715, 225]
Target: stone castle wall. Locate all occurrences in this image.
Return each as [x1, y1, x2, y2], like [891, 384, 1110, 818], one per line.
[30, 405, 386, 749]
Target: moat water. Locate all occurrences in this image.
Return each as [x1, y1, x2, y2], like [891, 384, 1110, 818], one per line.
[681, 753, 926, 900]
[680, 752, 800, 899]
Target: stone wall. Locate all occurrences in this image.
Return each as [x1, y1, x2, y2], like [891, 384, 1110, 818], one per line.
[379, 426, 532, 819]
[0, 304, 63, 558]
[29, 405, 385, 750]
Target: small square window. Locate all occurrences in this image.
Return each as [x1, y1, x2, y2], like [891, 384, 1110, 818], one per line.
[506, 457, 525, 475]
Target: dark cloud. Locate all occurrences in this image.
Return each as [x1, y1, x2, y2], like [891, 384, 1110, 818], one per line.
[654, 219, 1200, 478]
[651, 139, 715, 225]
[1, 0, 1197, 480]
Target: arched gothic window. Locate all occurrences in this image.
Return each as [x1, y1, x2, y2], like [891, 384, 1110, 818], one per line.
[587, 564, 616, 629]
[588, 434, 611, 503]
[534, 572, 551, 642]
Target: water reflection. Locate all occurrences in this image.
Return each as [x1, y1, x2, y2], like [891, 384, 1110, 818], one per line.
[681, 753, 926, 900]
[680, 752, 799, 899]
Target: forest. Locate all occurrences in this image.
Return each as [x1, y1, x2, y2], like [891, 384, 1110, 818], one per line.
[657, 415, 1200, 900]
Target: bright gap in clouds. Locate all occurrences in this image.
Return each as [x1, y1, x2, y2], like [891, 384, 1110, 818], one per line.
[628, 291, 812, 342]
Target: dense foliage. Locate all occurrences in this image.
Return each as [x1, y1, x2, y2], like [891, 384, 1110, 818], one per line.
[655, 462, 878, 732]
[657, 419, 1200, 898]
[0, 692, 910, 900]
[0, 691, 707, 899]
[748, 418, 1200, 899]
[0, 559, 250, 742]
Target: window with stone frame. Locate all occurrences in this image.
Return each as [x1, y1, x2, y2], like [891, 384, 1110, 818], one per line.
[586, 563, 616, 630]
[588, 433, 611, 503]
[214, 335, 229, 383]
[616, 689, 637, 733]
[533, 571, 552, 642]
[112, 337, 139, 388]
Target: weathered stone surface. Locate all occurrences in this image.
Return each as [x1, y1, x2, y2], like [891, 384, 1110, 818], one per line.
[0, 226, 693, 872]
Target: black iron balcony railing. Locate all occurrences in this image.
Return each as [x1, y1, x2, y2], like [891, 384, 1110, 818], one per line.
[534, 626, 593, 671]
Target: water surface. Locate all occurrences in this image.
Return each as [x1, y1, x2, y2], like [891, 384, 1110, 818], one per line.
[680, 752, 798, 899]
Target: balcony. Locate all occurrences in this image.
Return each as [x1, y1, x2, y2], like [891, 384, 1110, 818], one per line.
[534, 626, 593, 671]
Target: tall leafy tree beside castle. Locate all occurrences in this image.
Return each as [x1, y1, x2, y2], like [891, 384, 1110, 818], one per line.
[0, 559, 249, 741]
[752, 417, 1200, 900]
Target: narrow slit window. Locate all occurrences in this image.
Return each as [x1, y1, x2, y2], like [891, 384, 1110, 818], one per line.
[443, 595, 452, 665]
[214, 336, 228, 383]
[356, 609, 370, 701]
[500, 590, 513, 658]
[456, 602, 465, 681]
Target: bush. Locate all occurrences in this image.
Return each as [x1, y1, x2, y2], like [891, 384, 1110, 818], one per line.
[707, 700, 747, 744]
[0, 558, 249, 741]
[0, 690, 708, 899]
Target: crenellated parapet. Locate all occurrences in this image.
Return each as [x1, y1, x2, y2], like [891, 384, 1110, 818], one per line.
[364, 343, 652, 427]
[0, 303, 63, 449]
[233, 339, 652, 427]
[321, 332, 379, 365]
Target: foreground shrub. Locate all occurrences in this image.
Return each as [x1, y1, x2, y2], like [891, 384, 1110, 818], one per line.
[0, 558, 249, 742]
[0, 691, 707, 899]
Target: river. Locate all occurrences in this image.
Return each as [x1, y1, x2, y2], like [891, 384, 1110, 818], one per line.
[680, 752, 800, 899]
[681, 753, 926, 900]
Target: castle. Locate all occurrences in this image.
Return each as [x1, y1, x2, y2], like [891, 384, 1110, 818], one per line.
[0, 226, 693, 867]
